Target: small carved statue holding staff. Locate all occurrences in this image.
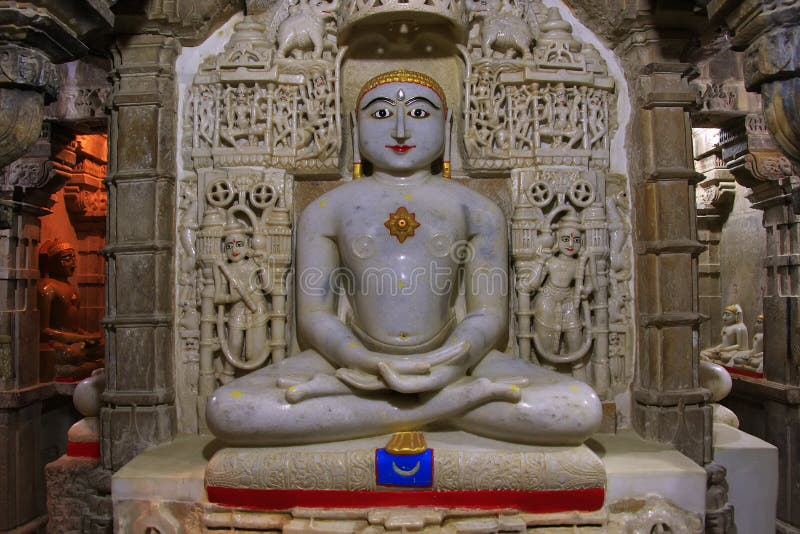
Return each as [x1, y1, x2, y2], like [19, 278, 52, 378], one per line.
[517, 213, 594, 381]
[214, 220, 270, 381]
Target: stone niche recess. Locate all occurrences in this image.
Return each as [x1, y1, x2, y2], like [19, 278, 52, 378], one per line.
[174, 0, 633, 435]
[108, 1, 729, 533]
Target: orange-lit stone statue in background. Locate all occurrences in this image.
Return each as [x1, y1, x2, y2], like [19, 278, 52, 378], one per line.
[38, 239, 103, 381]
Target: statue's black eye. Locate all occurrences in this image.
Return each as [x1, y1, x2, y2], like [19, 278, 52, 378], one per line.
[407, 108, 430, 119]
[371, 108, 393, 119]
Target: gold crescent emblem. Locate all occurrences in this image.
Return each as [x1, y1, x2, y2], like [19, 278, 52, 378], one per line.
[391, 460, 421, 477]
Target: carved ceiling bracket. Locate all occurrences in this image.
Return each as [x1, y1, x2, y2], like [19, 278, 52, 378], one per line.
[0, 122, 56, 207]
[719, 113, 796, 196]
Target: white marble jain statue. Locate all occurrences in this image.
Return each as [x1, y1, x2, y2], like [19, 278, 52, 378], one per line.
[206, 69, 602, 446]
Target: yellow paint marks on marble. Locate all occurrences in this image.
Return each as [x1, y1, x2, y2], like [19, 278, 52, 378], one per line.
[404, 193, 414, 200]
[231, 390, 242, 398]
[570, 385, 580, 392]
[319, 199, 327, 207]
[398, 281, 405, 289]
[347, 342, 358, 348]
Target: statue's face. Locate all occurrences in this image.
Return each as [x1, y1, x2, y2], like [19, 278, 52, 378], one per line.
[54, 249, 77, 277]
[224, 233, 248, 263]
[755, 317, 763, 330]
[722, 310, 735, 324]
[357, 81, 445, 174]
[556, 229, 581, 256]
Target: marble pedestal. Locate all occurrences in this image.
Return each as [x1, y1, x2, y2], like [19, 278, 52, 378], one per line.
[713, 423, 778, 534]
[205, 432, 606, 513]
[113, 431, 707, 533]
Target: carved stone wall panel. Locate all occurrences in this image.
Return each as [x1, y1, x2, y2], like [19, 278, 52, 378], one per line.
[463, 7, 614, 173]
[185, 14, 341, 176]
[510, 166, 633, 401]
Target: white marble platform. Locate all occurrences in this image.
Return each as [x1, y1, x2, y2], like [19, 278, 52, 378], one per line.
[113, 430, 706, 515]
[713, 422, 778, 534]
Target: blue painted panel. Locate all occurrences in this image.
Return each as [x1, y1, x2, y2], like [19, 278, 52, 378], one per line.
[375, 449, 433, 487]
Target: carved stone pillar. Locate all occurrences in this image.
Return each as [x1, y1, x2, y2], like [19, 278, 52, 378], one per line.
[617, 38, 712, 464]
[101, 35, 181, 471]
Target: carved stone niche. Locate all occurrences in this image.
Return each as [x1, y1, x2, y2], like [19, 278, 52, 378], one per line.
[174, 0, 633, 437]
[51, 132, 108, 227]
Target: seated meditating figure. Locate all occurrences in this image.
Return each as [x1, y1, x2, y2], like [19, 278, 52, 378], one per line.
[732, 313, 763, 372]
[206, 69, 602, 446]
[700, 304, 748, 365]
[38, 239, 103, 380]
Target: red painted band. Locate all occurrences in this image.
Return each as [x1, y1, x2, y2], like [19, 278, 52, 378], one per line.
[67, 440, 101, 458]
[55, 374, 92, 383]
[205, 486, 605, 513]
[723, 365, 763, 380]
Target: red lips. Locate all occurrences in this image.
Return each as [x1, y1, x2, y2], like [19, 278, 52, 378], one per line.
[386, 145, 416, 153]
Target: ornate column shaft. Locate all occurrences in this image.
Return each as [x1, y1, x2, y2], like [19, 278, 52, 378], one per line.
[619, 35, 712, 464]
[101, 34, 180, 471]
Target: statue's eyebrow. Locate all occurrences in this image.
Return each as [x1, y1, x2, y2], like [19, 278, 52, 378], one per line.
[361, 96, 395, 110]
[404, 96, 441, 109]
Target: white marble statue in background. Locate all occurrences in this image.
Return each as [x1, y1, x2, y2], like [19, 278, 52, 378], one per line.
[701, 304, 749, 365]
[732, 313, 764, 372]
[207, 69, 601, 446]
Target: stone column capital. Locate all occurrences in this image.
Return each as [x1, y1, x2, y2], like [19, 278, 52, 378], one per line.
[720, 112, 797, 192]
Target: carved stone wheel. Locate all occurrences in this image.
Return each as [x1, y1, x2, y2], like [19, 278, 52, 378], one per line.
[206, 179, 236, 207]
[568, 180, 595, 207]
[527, 181, 553, 207]
[249, 183, 277, 209]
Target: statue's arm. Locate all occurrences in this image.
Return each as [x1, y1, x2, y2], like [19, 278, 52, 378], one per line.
[449, 202, 509, 370]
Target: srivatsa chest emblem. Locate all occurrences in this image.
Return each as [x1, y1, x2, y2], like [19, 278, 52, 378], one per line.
[384, 206, 421, 243]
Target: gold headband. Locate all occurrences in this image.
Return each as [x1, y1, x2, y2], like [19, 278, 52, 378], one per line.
[43, 240, 75, 257]
[357, 69, 447, 109]
[724, 305, 739, 313]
